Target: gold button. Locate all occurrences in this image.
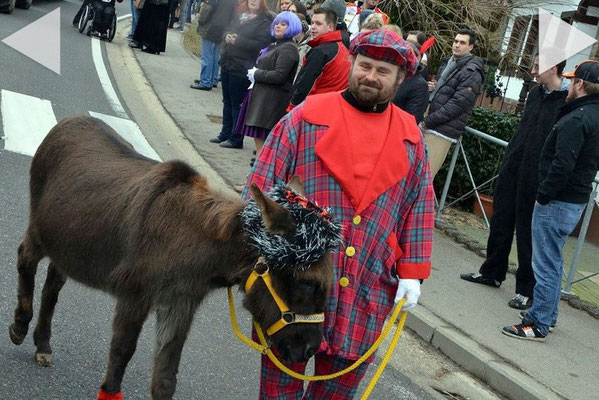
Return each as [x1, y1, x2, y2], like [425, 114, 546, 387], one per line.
[352, 215, 361, 225]
[339, 277, 350, 287]
[345, 246, 356, 257]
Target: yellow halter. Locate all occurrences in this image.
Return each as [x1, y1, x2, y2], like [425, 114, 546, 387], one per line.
[244, 257, 325, 336]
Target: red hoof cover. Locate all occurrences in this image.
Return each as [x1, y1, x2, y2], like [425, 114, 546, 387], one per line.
[98, 388, 124, 400]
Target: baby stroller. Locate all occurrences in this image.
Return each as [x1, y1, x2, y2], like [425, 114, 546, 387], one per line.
[77, 0, 122, 42]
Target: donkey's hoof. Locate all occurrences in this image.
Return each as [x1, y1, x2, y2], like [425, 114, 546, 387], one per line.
[35, 352, 53, 367]
[9, 324, 27, 345]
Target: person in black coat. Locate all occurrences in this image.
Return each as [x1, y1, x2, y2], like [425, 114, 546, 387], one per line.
[502, 60, 599, 341]
[460, 56, 568, 310]
[132, 0, 170, 54]
[209, 0, 273, 149]
[422, 28, 485, 177]
[392, 41, 428, 123]
[238, 11, 301, 153]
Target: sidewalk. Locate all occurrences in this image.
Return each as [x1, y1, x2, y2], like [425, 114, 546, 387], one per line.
[115, 26, 598, 400]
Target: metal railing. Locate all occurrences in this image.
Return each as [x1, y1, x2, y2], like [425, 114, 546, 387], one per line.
[435, 127, 599, 295]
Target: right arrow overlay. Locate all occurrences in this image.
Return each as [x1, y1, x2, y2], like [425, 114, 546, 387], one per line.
[538, 7, 597, 74]
[1, 7, 61, 75]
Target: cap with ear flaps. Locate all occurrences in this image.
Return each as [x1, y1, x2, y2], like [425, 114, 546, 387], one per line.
[320, 0, 347, 24]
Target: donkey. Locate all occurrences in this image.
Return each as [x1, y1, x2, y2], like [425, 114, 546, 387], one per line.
[9, 116, 342, 400]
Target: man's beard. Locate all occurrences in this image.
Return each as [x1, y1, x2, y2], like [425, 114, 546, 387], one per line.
[349, 77, 398, 108]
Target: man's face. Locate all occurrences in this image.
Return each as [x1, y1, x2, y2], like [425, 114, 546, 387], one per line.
[349, 54, 403, 108]
[566, 78, 583, 102]
[363, 0, 379, 9]
[531, 56, 555, 86]
[452, 34, 473, 58]
[311, 14, 334, 39]
[279, 0, 292, 11]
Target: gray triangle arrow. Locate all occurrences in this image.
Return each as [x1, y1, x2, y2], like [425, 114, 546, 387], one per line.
[538, 8, 597, 74]
[2, 7, 61, 75]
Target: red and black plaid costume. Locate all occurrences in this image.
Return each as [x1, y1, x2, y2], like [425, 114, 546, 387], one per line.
[243, 87, 434, 397]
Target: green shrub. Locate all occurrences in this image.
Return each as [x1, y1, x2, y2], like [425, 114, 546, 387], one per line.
[433, 107, 521, 209]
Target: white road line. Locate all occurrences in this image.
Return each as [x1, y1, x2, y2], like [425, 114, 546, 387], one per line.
[118, 14, 132, 22]
[91, 38, 128, 118]
[89, 111, 161, 161]
[1, 90, 57, 157]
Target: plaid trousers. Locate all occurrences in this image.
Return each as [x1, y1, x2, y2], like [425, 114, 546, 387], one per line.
[259, 352, 370, 400]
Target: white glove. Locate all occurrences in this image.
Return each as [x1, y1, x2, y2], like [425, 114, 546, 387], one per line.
[394, 279, 421, 312]
[247, 67, 257, 84]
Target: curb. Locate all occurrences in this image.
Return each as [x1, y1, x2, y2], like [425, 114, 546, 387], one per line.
[406, 308, 567, 400]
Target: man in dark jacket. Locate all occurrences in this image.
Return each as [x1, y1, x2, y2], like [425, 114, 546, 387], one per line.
[287, 8, 350, 110]
[460, 56, 568, 310]
[393, 41, 428, 123]
[503, 60, 599, 342]
[190, 0, 236, 90]
[422, 28, 484, 177]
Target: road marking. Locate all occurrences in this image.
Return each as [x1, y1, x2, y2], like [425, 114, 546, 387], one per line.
[1, 90, 57, 157]
[118, 14, 132, 22]
[91, 37, 128, 118]
[89, 111, 161, 161]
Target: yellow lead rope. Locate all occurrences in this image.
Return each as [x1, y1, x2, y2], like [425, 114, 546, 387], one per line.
[227, 287, 408, 399]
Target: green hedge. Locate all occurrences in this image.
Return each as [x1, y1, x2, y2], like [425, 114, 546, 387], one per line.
[433, 107, 521, 209]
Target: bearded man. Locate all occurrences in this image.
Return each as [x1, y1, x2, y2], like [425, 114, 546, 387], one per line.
[243, 29, 434, 399]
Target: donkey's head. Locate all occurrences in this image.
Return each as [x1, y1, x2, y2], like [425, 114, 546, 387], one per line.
[241, 177, 342, 363]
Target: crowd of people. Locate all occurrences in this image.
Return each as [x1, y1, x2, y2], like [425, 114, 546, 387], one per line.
[186, 0, 599, 390]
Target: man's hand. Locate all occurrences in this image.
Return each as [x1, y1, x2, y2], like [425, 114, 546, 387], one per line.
[427, 78, 436, 92]
[394, 279, 421, 312]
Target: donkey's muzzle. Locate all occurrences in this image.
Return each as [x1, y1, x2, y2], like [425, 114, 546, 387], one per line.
[280, 342, 319, 363]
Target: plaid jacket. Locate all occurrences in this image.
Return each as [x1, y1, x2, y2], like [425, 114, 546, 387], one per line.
[244, 92, 434, 360]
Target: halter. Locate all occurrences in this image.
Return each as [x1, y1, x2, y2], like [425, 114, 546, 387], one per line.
[244, 257, 325, 336]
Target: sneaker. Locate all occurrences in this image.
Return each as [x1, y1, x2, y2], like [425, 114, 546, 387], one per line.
[502, 322, 546, 342]
[508, 294, 532, 310]
[459, 272, 501, 288]
[519, 311, 555, 332]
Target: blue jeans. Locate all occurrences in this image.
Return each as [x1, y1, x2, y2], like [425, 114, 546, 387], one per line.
[130, 0, 140, 36]
[528, 200, 585, 335]
[219, 71, 250, 145]
[199, 38, 220, 88]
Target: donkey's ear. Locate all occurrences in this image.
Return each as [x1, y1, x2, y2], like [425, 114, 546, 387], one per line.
[250, 184, 297, 236]
[288, 175, 306, 197]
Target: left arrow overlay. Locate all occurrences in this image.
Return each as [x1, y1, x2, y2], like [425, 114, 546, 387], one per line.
[2, 8, 61, 75]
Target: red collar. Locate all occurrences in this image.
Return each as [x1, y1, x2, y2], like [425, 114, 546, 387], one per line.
[308, 30, 342, 48]
[304, 92, 422, 214]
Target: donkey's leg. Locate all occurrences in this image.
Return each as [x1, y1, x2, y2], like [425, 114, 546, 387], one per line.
[32, 262, 67, 367]
[100, 298, 151, 395]
[151, 300, 198, 400]
[10, 232, 44, 346]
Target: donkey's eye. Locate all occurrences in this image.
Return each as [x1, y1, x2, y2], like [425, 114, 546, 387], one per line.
[296, 281, 316, 296]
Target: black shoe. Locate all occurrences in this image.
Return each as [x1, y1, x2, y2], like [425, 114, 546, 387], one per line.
[129, 40, 141, 49]
[142, 47, 160, 55]
[250, 157, 255, 167]
[459, 272, 501, 288]
[190, 82, 211, 90]
[252, 149, 257, 155]
[519, 311, 555, 332]
[213, 84, 218, 88]
[219, 140, 243, 149]
[509, 294, 532, 310]
[209, 137, 224, 144]
[502, 322, 546, 342]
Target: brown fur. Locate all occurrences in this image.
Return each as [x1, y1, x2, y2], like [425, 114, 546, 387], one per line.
[9, 117, 333, 400]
